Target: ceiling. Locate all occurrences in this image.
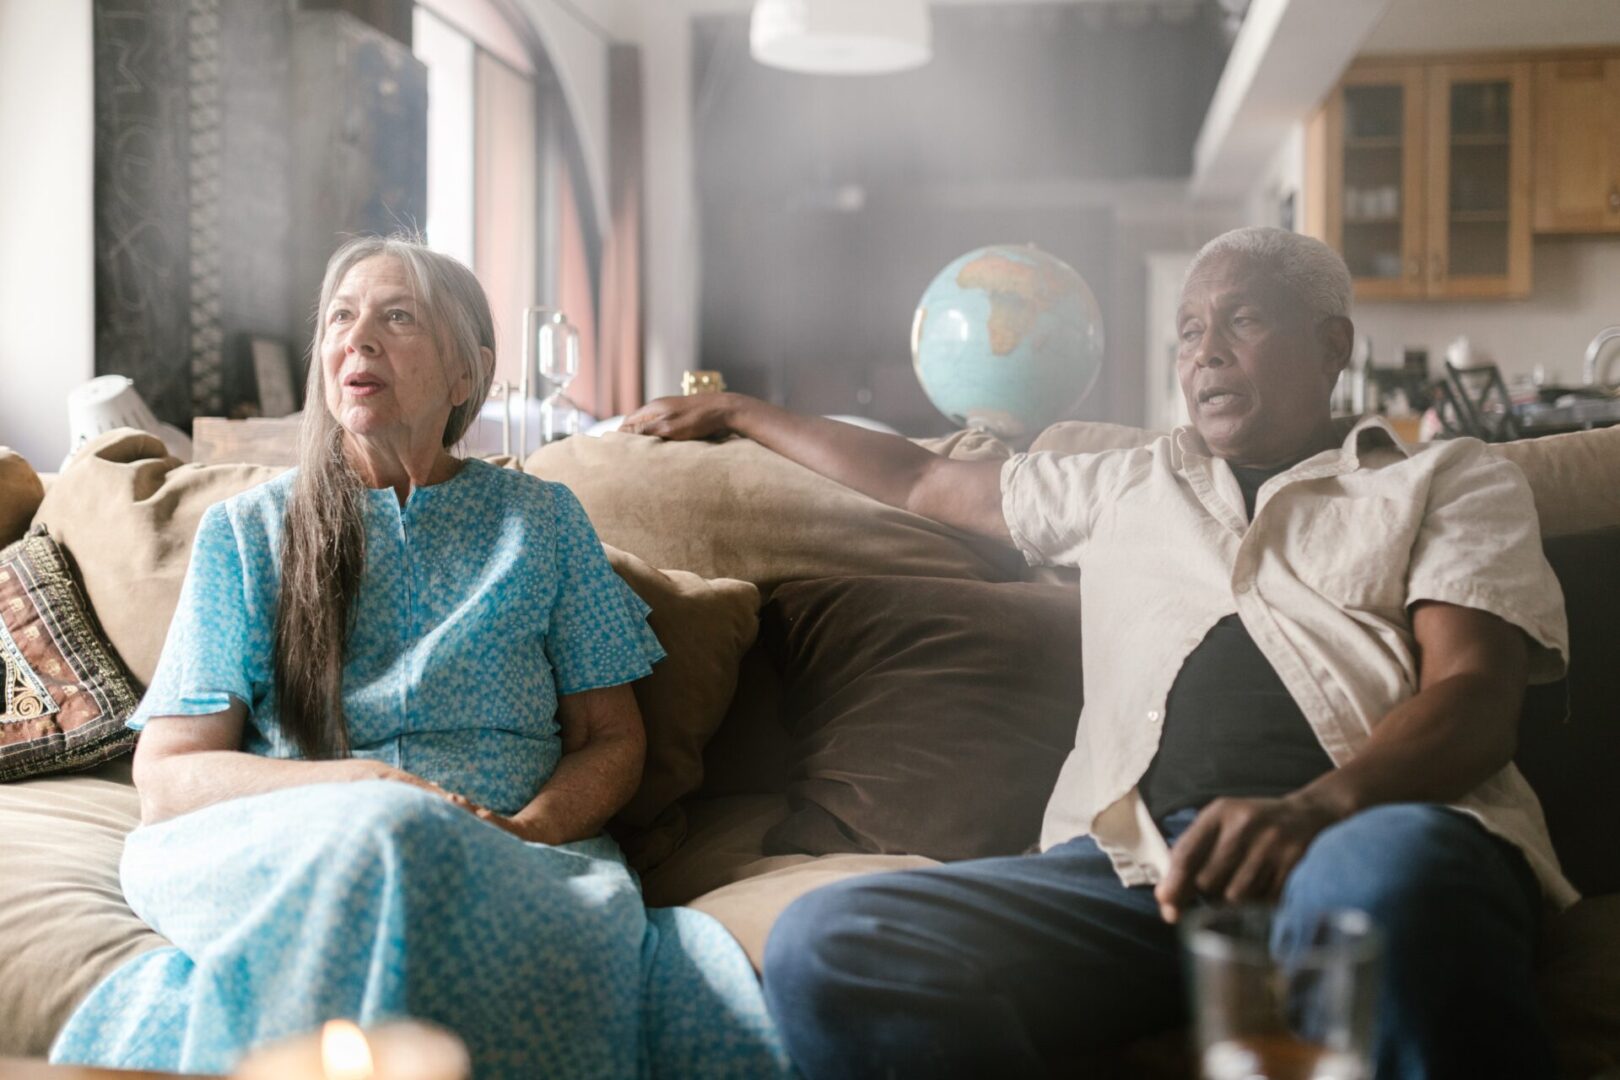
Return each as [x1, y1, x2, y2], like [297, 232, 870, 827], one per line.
[672, 0, 1193, 12]
[602, 0, 1620, 50]
[1363, 0, 1620, 52]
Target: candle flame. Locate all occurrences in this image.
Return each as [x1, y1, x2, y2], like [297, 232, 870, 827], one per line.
[320, 1020, 374, 1080]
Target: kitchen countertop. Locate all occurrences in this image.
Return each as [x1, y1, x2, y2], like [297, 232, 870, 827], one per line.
[1516, 395, 1620, 433]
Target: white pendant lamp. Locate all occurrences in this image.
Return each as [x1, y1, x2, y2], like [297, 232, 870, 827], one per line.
[750, 0, 932, 75]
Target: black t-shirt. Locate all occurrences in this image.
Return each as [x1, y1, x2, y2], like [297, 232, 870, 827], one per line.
[1138, 462, 1335, 820]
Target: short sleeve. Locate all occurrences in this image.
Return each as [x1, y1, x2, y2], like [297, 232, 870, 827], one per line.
[1000, 450, 1120, 568]
[542, 485, 666, 696]
[129, 502, 262, 729]
[1406, 440, 1569, 684]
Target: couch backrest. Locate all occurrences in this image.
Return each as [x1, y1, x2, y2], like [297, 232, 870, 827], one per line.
[522, 432, 1028, 595]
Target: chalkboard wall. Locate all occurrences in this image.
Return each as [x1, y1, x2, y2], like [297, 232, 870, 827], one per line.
[93, 0, 425, 430]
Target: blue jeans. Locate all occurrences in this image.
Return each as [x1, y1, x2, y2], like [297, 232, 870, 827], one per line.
[762, 804, 1551, 1080]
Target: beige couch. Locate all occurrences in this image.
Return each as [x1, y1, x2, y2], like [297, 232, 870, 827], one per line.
[2, 422, 1619, 1076]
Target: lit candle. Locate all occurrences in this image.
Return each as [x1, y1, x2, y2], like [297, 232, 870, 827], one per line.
[233, 1019, 470, 1080]
[321, 1021, 374, 1080]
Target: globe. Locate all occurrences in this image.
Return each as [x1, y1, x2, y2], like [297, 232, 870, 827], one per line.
[911, 244, 1105, 441]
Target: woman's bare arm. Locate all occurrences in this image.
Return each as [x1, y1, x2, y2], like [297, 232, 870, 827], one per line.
[132, 701, 469, 825]
[622, 393, 1010, 543]
[487, 683, 645, 845]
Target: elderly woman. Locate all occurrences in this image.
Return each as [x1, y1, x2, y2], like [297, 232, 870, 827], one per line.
[49, 237, 791, 1079]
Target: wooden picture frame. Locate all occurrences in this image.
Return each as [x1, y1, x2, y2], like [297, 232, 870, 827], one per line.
[251, 337, 299, 418]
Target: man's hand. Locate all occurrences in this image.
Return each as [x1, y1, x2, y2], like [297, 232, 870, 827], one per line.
[622, 393, 744, 441]
[1154, 793, 1340, 924]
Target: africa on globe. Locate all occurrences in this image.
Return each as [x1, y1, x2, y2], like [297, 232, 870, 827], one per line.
[911, 244, 1105, 442]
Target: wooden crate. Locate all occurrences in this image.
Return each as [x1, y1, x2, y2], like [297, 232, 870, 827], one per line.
[191, 416, 304, 466]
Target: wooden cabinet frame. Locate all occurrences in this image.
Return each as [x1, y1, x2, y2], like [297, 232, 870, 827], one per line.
[1424, 61, 1533, 298]
[1311, 65, 1429, 300]
[1307, 55, 1538, 300]
[1533, 56, 1620, 234]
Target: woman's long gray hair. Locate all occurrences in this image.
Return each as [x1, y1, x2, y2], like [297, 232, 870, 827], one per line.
[274, 235, 497, 759]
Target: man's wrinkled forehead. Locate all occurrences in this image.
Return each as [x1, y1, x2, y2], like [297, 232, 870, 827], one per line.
[1178, 253, 1306, 320]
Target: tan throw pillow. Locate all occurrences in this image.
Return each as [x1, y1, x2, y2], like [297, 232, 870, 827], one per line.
[32, 430, 279, 684]
[524, 432, 1025, 594]
[1492, 425, 1620, 539]
[0, 448, 46, 549]
[0, 527, 143, 781]
[604, 545, 760, 871]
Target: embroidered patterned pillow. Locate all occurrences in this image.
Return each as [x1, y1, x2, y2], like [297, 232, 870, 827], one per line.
[0, 525, 141, 781]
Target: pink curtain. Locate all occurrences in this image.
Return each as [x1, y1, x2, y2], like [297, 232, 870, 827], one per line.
[595, 44, 645, 418]
[555, 163, 600, 417]
[596, 176, 642, 416]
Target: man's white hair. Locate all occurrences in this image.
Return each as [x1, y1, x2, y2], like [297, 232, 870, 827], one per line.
[1185, 226, 1353, 321]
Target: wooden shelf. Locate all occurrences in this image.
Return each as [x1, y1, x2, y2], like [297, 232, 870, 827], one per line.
[1344, 216, 1402, 226]
[1449, 133, 1510, 146]
[1450, 210, 1510, 222]
[1344, 136, 1403, 150]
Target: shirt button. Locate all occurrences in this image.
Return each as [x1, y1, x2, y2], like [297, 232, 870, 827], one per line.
[1147, 710, 1161, 723]
[1234, 580, 1252, 595]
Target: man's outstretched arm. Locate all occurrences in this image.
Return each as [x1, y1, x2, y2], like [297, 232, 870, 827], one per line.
[622, 392, 1011, 543]
[1155, 600, 1530, 922]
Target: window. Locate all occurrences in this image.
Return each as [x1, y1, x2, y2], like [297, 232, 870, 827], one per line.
[412, 1, 598, 407]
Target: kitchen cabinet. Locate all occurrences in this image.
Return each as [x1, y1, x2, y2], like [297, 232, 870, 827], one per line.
[1307, 59, 1532, 300]
[1533, 56, 1620, 233]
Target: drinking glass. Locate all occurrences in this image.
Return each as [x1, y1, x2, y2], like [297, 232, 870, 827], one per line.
[1183, 906, 1381, 1080]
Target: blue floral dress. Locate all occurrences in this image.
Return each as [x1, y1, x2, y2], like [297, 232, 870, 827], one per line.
[49, 460, 792, 1078]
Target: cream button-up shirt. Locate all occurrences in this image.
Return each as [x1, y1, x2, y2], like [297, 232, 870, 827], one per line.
[1000, 416, 1577, 909]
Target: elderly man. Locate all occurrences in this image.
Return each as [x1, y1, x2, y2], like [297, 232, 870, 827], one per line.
[623, 227, 1570, 1079]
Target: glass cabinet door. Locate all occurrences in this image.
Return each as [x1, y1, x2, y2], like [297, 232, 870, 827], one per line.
[1330, 66, 1428, 300]
[1426, 63, 1532, 297]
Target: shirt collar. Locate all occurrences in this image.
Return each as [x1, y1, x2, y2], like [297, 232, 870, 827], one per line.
[1172, 414, 1411, 476]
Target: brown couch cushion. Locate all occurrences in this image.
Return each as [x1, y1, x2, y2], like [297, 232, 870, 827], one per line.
[697, 641, 791, 800]
[1539, 894, 1620, 1078]
[1515, 526, 1620, 897]
[523, 432, 1025, 594]
[0, 758, 167, 1056]
[605, 547, 759, 870]
[761, 576, 1083, 861]
[640, 793, 795, 907]
[0, 448, 45, 549]
[0, 527, 142, 781]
